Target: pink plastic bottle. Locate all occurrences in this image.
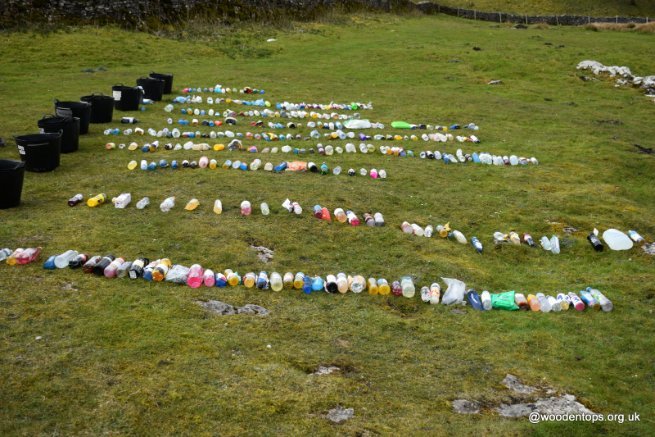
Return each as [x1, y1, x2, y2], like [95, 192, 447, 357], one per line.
[16, 247, 42, 265]
[240, 200, 252, 216]
[104, 257, 125, 278]
[187, 264, 204, 288]
[346, 210, 360, 226]
[568, 292, 586, 311]
[370, 168, 378, 179]
[203, 269, 216, 287]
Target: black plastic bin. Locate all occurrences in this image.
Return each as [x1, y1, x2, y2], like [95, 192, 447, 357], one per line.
[55, 100, 92, 134]
[112, 85, 142, 111]
[15, 132, 61, 172]
[0, 160, 25, 209]
[37, 115, 79, 153]
[137, 77, 164, 101]
[149, 72, 174, 94]
[81, 94, 114, 123]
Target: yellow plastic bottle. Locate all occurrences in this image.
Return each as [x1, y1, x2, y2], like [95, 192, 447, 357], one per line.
[293, 272, 305, 289]
[6, 248, 24, 266]
[243, 272, 256, 288]
[87, 193, 107, 207]
[367, 277, 378, 295]
[213, 199, 222, 215]
[225, 269, 240, 286]
[152, 258, 172, 282]
[377, 278, 391, 295]
[185, 198, 200, 211]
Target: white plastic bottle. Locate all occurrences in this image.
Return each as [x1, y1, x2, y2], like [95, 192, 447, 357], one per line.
[160, 196, 175, 212]
[112, 193, 132, 209]
[481, 290, 492, 310]
[260, 202, 270, 216]
[401, 276, 415, 298]
[536, 293, 551, 312]
[54, 250, 79, 269]
[136, 197, 150, 209]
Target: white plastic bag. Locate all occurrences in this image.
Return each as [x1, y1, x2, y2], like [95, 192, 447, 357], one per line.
[441, 277, 466, 305]
[166, 265, 190, 284]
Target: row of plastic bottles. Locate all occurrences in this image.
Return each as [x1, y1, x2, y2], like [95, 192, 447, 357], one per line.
[462, 289, 613, 312]
[126, 157, 387, 178]
[400, 222, 484, 253]
[494, 232, 562, 254]
[1, 247, 42, 265]
[30, 249, 614, 312]
[180, 86, 266, 94]
[181, 108, 360, 121]
[416, 149, 540, 166]
[173, 97, 372, 110]
[587, 228, 646, 251]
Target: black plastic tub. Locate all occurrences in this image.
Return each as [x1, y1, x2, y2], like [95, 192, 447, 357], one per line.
[136, 77, 164, 101]
[149, 72, 174, 94]
[0, 159, 26, 208]
[55, 100, 92, 134]
[81, 94, 114, 123]
[37, 115, 79, 153]
[112, 85, 142, 111]
[15, 132, 61, 172]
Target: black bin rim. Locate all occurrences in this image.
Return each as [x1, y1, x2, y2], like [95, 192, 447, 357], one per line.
[14, 132, 63, 142]
[55, 100, 92, 109]
[0, 159, 26, 171]
[81, 93, 115, 102]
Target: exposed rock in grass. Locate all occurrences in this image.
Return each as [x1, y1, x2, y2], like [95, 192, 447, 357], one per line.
[250, 245, 274, 263]
[450, 308, 466, 315]
[452, 399, 480, 414]
[312, 365, 340, 376]
[497, 394, 594, 418]
[61, 282, 78, 291]
[195, 300, 269, 316]
[503, 374, 536, 394]
[326, 406, 354, 423]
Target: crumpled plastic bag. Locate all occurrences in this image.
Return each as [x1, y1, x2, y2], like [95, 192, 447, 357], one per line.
[441, 277, 466, 305]
[166, 264, 190, 284]
[491, 291, 519, 311]
[343, 119, 372, 129]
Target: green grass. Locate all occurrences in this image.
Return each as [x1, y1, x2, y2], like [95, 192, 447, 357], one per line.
[0, 14, 654, 435]
[433, 0, 655, 16]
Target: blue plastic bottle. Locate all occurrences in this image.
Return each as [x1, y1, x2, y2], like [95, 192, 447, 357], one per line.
[43, 255, 56, 270]
[302, 276, 313, 294]
[312, 276, 325, 292]
[467, 289, 484, 310]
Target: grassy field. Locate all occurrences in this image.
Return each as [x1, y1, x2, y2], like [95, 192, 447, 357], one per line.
[433, 0, 655, 16]
[0, 14, 654, 435]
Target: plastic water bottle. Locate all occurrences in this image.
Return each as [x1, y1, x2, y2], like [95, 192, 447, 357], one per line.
[104, 257, 125, 278]
[257, 271, 269, 289]
[411, 224, 424, 236]
[152, 258, 172, 282]
[424, 225, 434, 237]
[87, 193, 107, 207]
[401, 276, 415, 298]
[215, 272, 228, 287]
[311, 276, 325, 292]
[550, 236, 560, 254]
[377, 278, 391, 295]
[587, 231, 604, 251]
[187, 264, 204, 288]
[283, 272, 294, 289]
[82, 255, 101, 274]
[527, 294, 541, 311]
[128, 258, 149, 279]
[547, 295, 561, 312]
[367, 278, 378, 295]
[627, 230, 644, 243]
[334, 208, 347, 223]
[420, 286, 430, 302]
[203, 269, 216, 287]
[112, 193, 132, 209]
[523, 233, 535, 247]
[302, 275, 313, 294]
[260, 202, 270, 216]
[16, 247, 42, 265]
[556, 293, 570, 310]
[346, 211, 360, 226]
[471, 237, 483, 253]
[243, 272, 256, 288]
[184, 198, 199, 211]
[429, 283, 441, 304]
[331, 273, 346, 293]
[325, 275, 338, 293]
[587, 287, 613, 312]
[92, 255, 115, 275]
[68, 253, 88, 269]
[116, 260, 132, 278]
[293, 272, 305, 289]
[467, 289, 483, 310]
[580, 289, 599, 310]
[374, 213, 385, 226]
[349, 275, 364, 293]
[451, 230, 467, 244]
[53, 250, 78, 269]
[213, 199, 222, 214]
[43, 255, 56, 269]
[536, 293, 551, 312]
[540, 236, 552, 251]
[270, 272, 283, 291]
[391, 281, 402, 296]
[481, 290, 492, 310]
[160, 197, 175, 212]
[240, 200, 252, 216]
[0, 248, 12, 262]
[143, 260, 158, 280]
[68, 194, 84, 207]
[568, 292, 585, 311]
[514, 293, 529, 310]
